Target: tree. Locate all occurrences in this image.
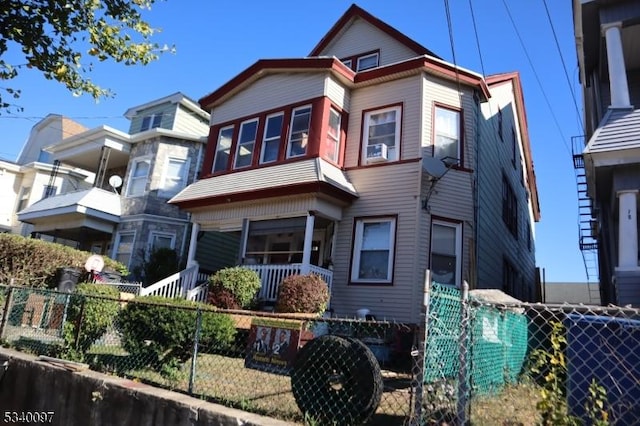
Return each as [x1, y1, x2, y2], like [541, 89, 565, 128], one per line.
[0, 0, 170, 112]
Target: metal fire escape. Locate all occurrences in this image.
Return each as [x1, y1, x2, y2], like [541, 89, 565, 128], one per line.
[572, 136, 600, 299]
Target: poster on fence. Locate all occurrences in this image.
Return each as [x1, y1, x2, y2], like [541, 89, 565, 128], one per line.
[245, 318, 302, 375]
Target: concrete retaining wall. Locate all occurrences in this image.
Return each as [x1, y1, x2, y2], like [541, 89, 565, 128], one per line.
[0, 348, 292, 426]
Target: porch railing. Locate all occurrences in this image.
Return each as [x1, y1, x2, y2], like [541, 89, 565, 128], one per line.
[186, 283, 208, 303]
[140, 264, 199, 299]
[242, 263, 333, 303]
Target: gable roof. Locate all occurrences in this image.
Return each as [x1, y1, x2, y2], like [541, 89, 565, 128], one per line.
[486, 72, 541, 221]
[309, 4, 441, 59]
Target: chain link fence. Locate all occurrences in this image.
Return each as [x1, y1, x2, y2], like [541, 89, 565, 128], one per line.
[2, 282, 639, 425]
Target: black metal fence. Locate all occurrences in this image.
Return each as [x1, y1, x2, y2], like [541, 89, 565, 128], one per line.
[1, 282, 639, 425]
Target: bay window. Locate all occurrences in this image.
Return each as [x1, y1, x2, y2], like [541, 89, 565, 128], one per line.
[160, 157, 189, 197]
[434, 106, 461, 165]
[430, 220, 462, 286]
[351, 217, 396, 283]
[326, 108, 341, 163]
[287, 105, 312, 158]
[234, 119, 258, 169]
[127, 158, 151, 197]
[261, 113, 283, 163]
[212, 125, 233, 173]
[113, 232, 135, 268]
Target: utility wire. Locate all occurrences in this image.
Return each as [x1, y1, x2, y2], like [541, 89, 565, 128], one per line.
[468, 0, 487, 78]
[541, 0, 584, 131]
[501, 0, 573, 159]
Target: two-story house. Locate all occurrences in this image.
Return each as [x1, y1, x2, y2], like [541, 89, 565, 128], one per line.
[573, 0, 640, 306]
[17, 92, 210, 278]
[1, 114, 91, 237]
[170, 5, 540, 321]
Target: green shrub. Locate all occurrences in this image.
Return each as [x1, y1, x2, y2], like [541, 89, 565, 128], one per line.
[208, 267, 261, 309]
[275, 274, 329, 315]
[118, 296, 236, 371]
[61, 283, 120, 360]
[0, 234, 127, 287]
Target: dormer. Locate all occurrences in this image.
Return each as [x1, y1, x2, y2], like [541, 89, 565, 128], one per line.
[124, 92, 210, 135]
[309, 4, 441, 70]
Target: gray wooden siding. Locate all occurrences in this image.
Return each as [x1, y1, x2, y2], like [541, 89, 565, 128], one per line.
[326, 75, 351, 111]
[128, 103, 175, 134]
[172, 105, 209, 135]
[195, 231, 241, 273]
[345, 75, 422, 167]
[316, 17, 419, 66]
[476, 81, 537, 301]
[331, 162, 422, 322]
[211, 74, 327, 125]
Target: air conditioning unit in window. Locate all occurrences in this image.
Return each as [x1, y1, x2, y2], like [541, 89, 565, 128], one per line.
[366, 143, 388, 163]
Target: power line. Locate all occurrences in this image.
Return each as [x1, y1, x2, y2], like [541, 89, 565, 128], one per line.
[500, 0, 573, 159]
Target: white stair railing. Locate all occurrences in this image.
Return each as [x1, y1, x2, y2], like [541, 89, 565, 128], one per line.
[242, 263, 333, 303]
[186, 283, 209, 303]
[139, 264, 199, 299]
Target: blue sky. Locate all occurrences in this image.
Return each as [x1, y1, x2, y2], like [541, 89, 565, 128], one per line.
[0, 1, 587, 283]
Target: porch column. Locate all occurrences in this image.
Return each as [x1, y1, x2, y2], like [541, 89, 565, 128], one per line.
[617, 190, 638, 269]
[301, 212, 315, 274]
[187, 222, 200, 267]
[602, 22, 630, 108]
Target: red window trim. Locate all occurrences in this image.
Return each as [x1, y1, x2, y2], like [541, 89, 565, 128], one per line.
[340, 49, 381, 72]
[358, 102, 404, 167]
[348, 214, 398, 287]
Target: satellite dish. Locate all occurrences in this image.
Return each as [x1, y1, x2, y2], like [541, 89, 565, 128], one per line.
[422, 156, 448, 180]
[108, 175, 123, 189]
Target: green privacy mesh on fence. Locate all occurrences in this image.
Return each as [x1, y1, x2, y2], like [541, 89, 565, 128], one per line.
[468, 304, 528, 395]
[423, 283, 528, 397]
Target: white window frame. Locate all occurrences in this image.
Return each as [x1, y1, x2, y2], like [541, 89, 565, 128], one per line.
[147, 231, 176, 253]
[434, 106, 461, 165]
[356, 52, 379, 71]
[350, 217, 396, 284]
[16, 186, 31, 212]
[260, 112, 284, 164]
[342, 58, 353, 69]
[212, 125, 234, 173]
[430, 220, 462, 287]
[126, 157, 152, 197]
[287, 105, 312, 158]
[159, 156, 190, 198]
[141, 113, 163, 132]
[362, 106, 401, 163]
[112, 231, 136, 269]
[234, 118, 259, 169]
[326, 108, 341, 163]
[42, 184, 58, 199]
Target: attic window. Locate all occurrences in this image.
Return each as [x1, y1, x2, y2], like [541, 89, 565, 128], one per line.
[141, 113, 163, 131]
[340, 50, 380, 72]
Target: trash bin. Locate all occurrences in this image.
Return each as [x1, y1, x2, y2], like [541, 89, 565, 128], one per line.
[56, 267, 82, 293]
[565, 314, 640, 424]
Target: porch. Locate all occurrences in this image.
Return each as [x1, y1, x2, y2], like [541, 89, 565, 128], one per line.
[243, 263, 333, 303]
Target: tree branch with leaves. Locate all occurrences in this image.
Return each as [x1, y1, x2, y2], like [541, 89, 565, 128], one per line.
[0, 0, 170, 112]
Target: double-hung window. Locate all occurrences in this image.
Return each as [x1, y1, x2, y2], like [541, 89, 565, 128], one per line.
[16, 187, 31, 211]
[356, 52, 379, 71]
[141, 113, 163, 131]
[234, 119, 258, 169]
[148, 231, 175, 252]
[161, 157, 189, 197]
[363, 106, 401, 163]
[434, 106, 461, 165]
[114, 232, 135, 268]
[127, 158, 150, 197]
[502, 176, 518, 237]
[287, 106, 312, 158]
[430, 220, 462, 286]
[326, 108, 341, 163]
[261, 113, 284, 163]
[212, 126, 234, 173]
[351, 217, 396, 283]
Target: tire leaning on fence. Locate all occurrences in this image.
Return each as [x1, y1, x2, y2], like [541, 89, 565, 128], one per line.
[291, 334, 383, 425]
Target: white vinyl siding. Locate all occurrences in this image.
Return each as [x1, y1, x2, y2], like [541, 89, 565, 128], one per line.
[261, 113, 284, 164]
[313, 17, 418, 67]
[126, 158, 151, 197]
[211, 74, 326, 125]
[325, 75, 351, 111]
[213, 126, 234, 173]
[173, 104, 210, 134]
[234, 119, 259, 169]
